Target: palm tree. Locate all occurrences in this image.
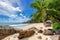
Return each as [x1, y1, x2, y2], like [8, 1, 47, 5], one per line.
[48, 0, 60, 22]
[30, 0, 60, 23]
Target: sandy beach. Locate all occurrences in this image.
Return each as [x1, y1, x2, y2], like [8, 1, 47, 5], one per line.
[2, 23, 53, 40]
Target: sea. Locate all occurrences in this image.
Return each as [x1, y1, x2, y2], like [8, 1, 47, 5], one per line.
[0, 23, 30, 28]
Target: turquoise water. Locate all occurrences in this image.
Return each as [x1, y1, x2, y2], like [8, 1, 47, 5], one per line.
[0, 23, 30, 28]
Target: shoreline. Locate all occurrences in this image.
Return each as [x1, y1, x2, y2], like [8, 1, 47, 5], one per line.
[1, 23, 55, 40]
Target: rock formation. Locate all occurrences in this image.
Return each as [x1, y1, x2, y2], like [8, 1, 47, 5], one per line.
[0, 26, 22, 40]
[55, 29, 60, 35]
[43, 29, 54, 35]
[18, 30, 35, 39]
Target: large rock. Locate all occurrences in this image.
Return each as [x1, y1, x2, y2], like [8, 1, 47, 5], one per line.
[55, 29, 60, 35]
[28, 27, 38, 31]
[51, 35, 60, 40]
[0, 26, 17, 35]
[0, 26, 22, 40]
[38, 30, 43, 33]
[18, 30, 35, 39]
[43, 29, 54, 35]
[44, 20, 52, 27]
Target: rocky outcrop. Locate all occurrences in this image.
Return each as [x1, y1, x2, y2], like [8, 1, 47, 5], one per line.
[38, 30, 43, 33]
[18, 30, 35, 39]
[0, 26, 22, 40]
[43, 29, 54, 35]
[55, 29, 60, 35]
[28, 27, 39, 31]
[44, 20, 52, 27]
[0, 26, 17, 35]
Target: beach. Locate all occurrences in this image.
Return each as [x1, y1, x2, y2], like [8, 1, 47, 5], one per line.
[2, 23, 54, 40]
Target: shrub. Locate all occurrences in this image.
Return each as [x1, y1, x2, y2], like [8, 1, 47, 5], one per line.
[53, 22, 60, 31]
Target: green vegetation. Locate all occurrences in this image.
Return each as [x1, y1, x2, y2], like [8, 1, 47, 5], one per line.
[53, 22, 60, 31]
[28, 0, 60, 31]
[29, 0, 60, 23]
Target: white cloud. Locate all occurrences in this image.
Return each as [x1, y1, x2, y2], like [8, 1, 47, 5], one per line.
[0, 16, 30, 23]
[0, 0, 29, 23]
[23, 16, 26, 18]
[20, 13, 26, 18]
[0, 1, 21, 18]
[15, 7, 21, 12]
[20, 13, 23, 16]
[0, 1, 21, 12]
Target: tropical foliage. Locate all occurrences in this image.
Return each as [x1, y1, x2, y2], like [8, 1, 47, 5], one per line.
[53, 22, 60, 31]
[29, 0, 60, 23]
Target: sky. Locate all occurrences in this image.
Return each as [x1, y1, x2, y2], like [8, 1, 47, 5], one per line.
[0, 0, 35, 23]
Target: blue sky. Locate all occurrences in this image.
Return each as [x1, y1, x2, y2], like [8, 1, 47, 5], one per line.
[0, 0, 35, 23]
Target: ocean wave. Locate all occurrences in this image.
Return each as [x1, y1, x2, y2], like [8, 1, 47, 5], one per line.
[9, 24, 29, 28]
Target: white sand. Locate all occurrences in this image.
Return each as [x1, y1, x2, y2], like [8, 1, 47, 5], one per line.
[2, 23, 52, 40]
